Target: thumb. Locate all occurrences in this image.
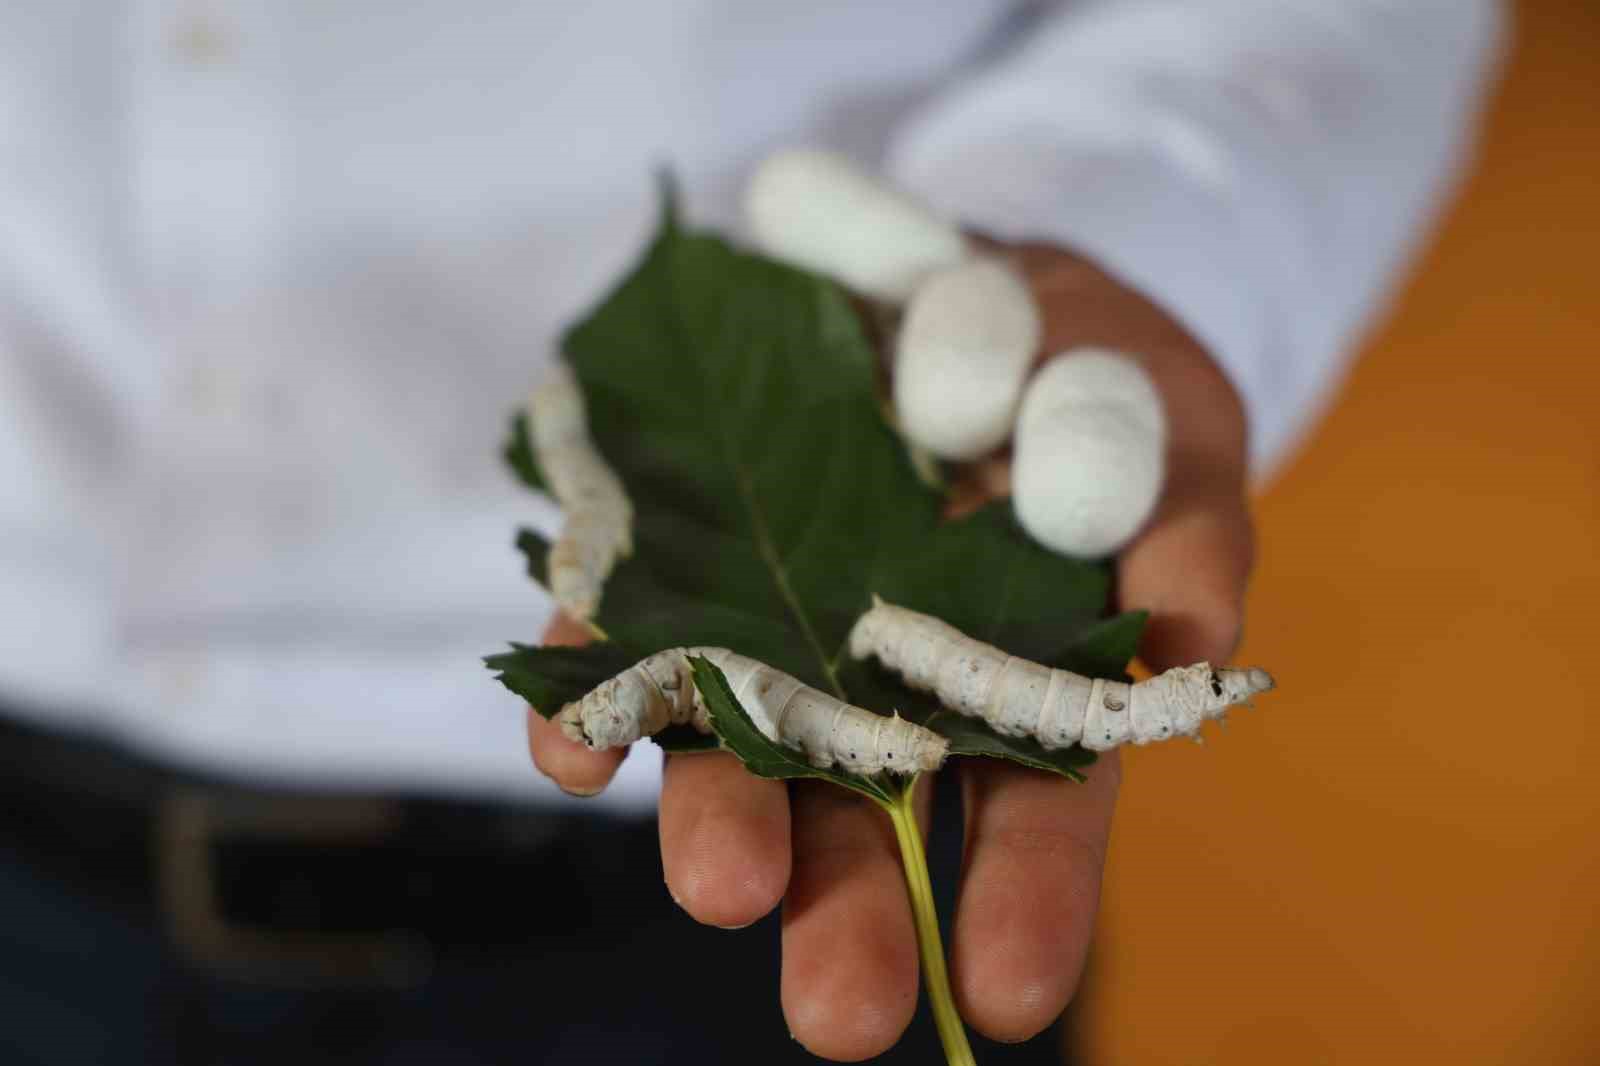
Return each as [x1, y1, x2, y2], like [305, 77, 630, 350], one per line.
[1115, 343, 1254, 672]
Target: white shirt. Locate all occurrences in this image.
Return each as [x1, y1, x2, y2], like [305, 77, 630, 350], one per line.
[0, 0, 1503, 808]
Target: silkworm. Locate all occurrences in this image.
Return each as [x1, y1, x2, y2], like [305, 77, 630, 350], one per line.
[848, 599, 1273, 752]
[1012, 349, 1167, 558]
[555, 647, 949, 775]
[527, 362, 633, 620]
[743, 148, 970, 303]
[894, 259, 1041, 460]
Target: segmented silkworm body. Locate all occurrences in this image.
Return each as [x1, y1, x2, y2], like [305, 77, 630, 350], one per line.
[1012, 349, 1167, 558]
[556, 647, 948, 775]
[848, 600, 1273, 752]
[528, 362, 632, 620]
[744, 149, 970, 303]
[894, 259, 1041, 460]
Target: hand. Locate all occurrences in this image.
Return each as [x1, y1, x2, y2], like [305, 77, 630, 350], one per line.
[527, 241, 1253, 1059]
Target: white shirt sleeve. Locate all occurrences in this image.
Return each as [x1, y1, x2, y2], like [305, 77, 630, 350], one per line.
[0, 48, 156, 720]
[0, 301, 123, 718]
[888, 0, 1507, 475]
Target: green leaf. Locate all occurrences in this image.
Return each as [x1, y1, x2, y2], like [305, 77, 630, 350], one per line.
[485, 643, 637, 715]
[1052, 610, 1148, 681]
[688, 656, 890, 803]
[871, 503, 1113, 666]
[490, 190, 1144, 780]
[486, 643, 718, 753]
[926, 713, 1096, 783]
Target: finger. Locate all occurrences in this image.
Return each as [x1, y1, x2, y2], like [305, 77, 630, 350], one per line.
[527, 707, 628, 798]
[782, 783, 920, 1061]
[1118, 476, 1254, 671]
[658, 752, 791, 929]
[541, 609, 597, 648]
[1116, 352, 1253, 670]
[951, 754, 1121, 1043]
[524, 609, 627, 797]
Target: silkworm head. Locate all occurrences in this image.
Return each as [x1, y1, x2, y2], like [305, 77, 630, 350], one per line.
[1214, 666, 1276, 705]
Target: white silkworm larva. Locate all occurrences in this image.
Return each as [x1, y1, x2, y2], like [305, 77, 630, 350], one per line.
[1012, 348, 1168, 558]
[743, 149, 970, 303]
[894, 259, 1041, 460]
[555, 647, 949, 775]
[848, 600, 1273, 753]
[528, 362, 633, 621]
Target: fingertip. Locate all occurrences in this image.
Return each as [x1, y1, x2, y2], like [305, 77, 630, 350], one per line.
[660, 753, 790, 929]
[782, 965, 918, 1062]
[1137, 588, 1244, 672]
[961, 973, 1069, 1045]
[541, 610, 595, 648]
[781, 785, 920, 1060]
[1117, 494, 1253, 671]
[670, 813, 791, 930]
[952, 758, 1119, 1043]
[954, 913, 1076, 1044]
[527, 706, 627, 797]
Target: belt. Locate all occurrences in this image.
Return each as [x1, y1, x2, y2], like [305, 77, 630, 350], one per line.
[0, 710, 633, 987]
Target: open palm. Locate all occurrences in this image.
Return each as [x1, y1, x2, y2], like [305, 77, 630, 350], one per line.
[526, 224, 1253, 1060]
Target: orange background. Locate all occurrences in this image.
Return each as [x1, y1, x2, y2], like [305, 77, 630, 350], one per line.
[1081, 2, 1600, 1062]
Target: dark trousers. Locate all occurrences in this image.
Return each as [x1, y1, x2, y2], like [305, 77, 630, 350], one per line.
[0, 714, 1068, 1065]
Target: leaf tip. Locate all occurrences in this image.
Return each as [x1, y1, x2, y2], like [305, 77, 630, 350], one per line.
[653, 166, 683, 234]
[503, 410, 545, 491]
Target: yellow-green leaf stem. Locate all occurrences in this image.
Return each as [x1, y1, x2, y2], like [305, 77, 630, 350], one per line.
[884, 776, 977, 1066]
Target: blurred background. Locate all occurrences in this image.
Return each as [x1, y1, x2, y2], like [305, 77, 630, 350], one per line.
[1, 1, 1595, 1064]
[1081, 2, 1600, 1062]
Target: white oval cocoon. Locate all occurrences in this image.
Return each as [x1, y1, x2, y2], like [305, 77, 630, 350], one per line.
[893, 259, 1040, 460]
[743, 149, 969, 302]
[1013, 349, 1167, 558]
